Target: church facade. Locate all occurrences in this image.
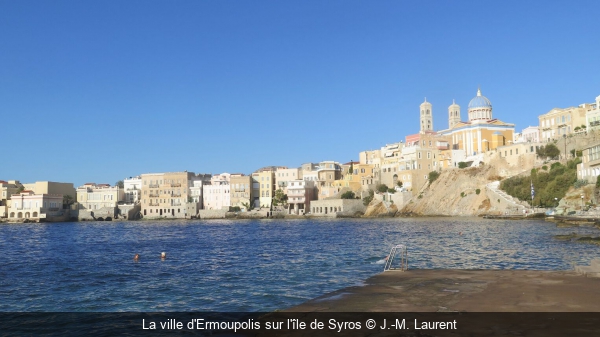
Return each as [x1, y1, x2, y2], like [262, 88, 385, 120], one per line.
[437, 88, 515, 156]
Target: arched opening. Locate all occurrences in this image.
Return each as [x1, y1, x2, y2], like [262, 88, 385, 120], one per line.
[159, 209, 163, 216]
[25, 212, 30, 218]
[33, 212, 38, 217]
[10, 212, 15, 218]
[17, 212, 23, 219]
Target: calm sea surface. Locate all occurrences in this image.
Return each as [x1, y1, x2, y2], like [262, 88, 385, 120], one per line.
[1, 218, 599, 312]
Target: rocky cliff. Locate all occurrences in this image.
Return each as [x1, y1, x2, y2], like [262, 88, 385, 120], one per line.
[399, 164, 517, 216]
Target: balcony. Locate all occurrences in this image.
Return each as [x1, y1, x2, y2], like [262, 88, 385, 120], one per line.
[149, 202, 159, 206]
[171, 183, 181, 187]
[149, 194, 159, 197]
[172, 202, 182, 206]
[149, 184, 159, 188]
[590, 121, 600, 127]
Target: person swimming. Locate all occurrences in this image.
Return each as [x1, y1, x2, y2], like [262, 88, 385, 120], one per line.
[134, 254, 140, 261]
[161, 252, 166, 259]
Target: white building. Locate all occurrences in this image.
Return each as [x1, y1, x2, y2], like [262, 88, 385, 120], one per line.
[287, 180, 315, 215]
[202, 173, 231, 210]
[586, 95, 600, 132]
[123, 176, 142, 204]
[8, 191, 63, 220]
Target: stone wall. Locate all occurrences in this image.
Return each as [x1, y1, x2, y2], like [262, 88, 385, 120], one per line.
[309, 199, 366, 217]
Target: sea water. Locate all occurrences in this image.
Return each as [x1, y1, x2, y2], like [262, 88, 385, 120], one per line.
[1, 217, 598, 312]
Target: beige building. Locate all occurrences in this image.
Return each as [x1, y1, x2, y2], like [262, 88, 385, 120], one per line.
[539, 104, 588, 142]
[254, 168, 276, 208]
[230, 174, 253, 210]
[141, 171, 197, 218]
[1, 180, 24, 217]
[76, 183, 124, 210]
[8, 190, 63, 220]
[22, 181, 76, 202]
[275, 167, 301, 194]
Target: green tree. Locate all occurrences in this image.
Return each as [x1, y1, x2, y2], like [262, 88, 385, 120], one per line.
[458, 162, 468, 169]
[543, 143, 560, 159]
[387, 188, 396, 194]
[341, 191, 356, 199]
[63, 195, 74, 207]
[396, 181, 403, 188]
[116, 180, 124, 188]
[362, 190, 374, 206]
[376, 184, 389, 193]
[428, 171, 440, 184]
[272, 189, 288, 206]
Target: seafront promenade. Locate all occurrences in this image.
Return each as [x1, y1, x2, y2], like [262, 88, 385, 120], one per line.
[269, 269, 600, 336]
[288, 269, 600, 312]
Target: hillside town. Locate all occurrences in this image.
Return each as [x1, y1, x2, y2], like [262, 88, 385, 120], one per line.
[3, 88, 600, 222]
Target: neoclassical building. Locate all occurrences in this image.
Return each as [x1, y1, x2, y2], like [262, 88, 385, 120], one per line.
[438, 88, 515, 155]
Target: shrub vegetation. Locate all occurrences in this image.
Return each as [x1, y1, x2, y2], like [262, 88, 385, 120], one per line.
[500, 158, 581, 207]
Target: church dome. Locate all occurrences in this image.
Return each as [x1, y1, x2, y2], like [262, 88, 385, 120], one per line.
[468, 88, 492, 109]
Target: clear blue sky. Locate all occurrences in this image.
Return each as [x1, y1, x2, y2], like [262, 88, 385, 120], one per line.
[1, 1, 599, 186]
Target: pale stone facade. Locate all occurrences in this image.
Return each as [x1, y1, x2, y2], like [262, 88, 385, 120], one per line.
[22, 181, 76, 202]
[8, 191, 63, 220]
[1, 180, 24, 217]
[287, 180, 315, 215]
[420, 98, 433, 132]
[203, 173, 231, 210]
[77, 183, 124, 210]
[230, 174, 253, 210]
[586, 95, 600, 132]
[309, 199, 366, 217]
[275, 167, 300, 194]
[141, 171, 198, 218]
[539, 105, 588, 141]
[123, 176, 142, 204]
[577, 141, 600, 183]
[496, 142, 541, 167]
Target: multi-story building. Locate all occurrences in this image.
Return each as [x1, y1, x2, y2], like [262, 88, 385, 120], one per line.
[578, 141, 600, 183]
[275, 167, 300, 194]
[539, 103, 589, 142]
[1, 180, 24, 217]
[22, 181, 76, 203]
[76, 183, 124, 210]
[141, 171, 198, 218]
[586, 95, 600, 132]
[7, 190, 63, 220]
[123, 176, 142, 204]
[254, 168, 276, 208]
[287, 180, 315, 215]
[203, 173, 231, 210]
[516, 126, 540, 143]
[230, 174, 253, 210]
[188, 174, 212, 204]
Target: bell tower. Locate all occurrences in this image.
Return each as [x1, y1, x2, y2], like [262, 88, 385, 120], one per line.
[448, 99, 460, 129]
[420, 98, 433, 133]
